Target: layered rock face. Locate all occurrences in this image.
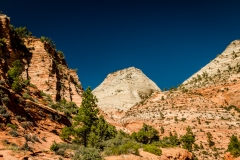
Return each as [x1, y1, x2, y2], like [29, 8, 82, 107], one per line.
[93, 67, 161, 112]
[183, 40, 240, 89]
[0, 15, 83, 105]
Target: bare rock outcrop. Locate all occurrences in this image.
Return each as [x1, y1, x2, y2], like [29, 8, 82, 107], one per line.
[93, 67, 161, 112]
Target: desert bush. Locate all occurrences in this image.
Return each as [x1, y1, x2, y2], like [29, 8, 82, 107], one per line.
[40, 36, 56, 48]
[51, 99, 78, 118]
[23, 93, 33, 101]
[21, 121, 32, 130]
[206, 132, 215, 147]
[104, 140, 140, 156]
[153, 132, 180, 148]
[15, 115, 26, 122]
[72, 147, 102, 160]
[9, 129, 19, 137]
[143, 144, 162, 156]
[50, 141, 59, 152]
[1, 96, 9, 104]
[0, 105, 7, 114]
[7, 123, 18, 130]
[131, 123, 159, 144]
[24, 134, 32, 142]
[57, 50, 65, 59]
[32, 135, 40, 143]
[21, 142, 32, 151]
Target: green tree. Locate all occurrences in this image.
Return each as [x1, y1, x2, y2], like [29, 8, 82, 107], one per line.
[206, 132, 215, 147]
[181, 126, 195, 151]
[88, 116, 117, 147]
[14, 27, 32, 37]
[132, 123, 159, 144]
[7, 60, 25, 92]
[73, 87, 99, 146]
[227, 135, 240, 157]
[61, 87, 117, 147]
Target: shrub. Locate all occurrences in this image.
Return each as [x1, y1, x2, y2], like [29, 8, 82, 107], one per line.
[57, 50, 65, 59]
[21, 142, 32, 151]
[24, 134, 32, 142]
[7, 123, 18, 130]
[15, 115, 26, 122]
[206, 132, 215, 147]
[23, 93, 33, 101]
[104, 140, 140, 156]
[1, 96, 9, 104]
[0, 105, 7, 114]
[143, 144, 162, 156]
[41, 137, 47, 142]
[14, 27, 32, 37]
[72, 147, 102, 160]
[8, 60, 22, 82]
[131, 123, 159, 144]
[50, 141, 59, 152]
[40, 36, 56, 49]
[21, 121, 32, 130]
[32, 135, 40, 143]
[9, 130, 19, 137]
[154, 132, 181, 148]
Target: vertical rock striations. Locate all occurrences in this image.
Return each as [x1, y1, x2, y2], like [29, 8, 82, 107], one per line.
[0, 14, 83, 106]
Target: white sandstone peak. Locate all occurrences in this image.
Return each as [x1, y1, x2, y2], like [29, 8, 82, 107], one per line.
[183, 40, 240, 88]
[93, 67, 161, 112]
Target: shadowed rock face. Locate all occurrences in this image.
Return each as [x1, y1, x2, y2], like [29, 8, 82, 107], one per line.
[93, 67, 161, 112]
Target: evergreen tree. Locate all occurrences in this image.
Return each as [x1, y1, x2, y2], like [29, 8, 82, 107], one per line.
[227, 134, 240, 157]
[7, 60, 24, 92]
[181, 126, 195, 151]
[61, 87, 117, 147]
[72, 87, 99, 146]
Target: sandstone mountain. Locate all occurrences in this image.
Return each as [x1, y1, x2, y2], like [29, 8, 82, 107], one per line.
[102, 40, 240, 159]
[93, 67, 161, 112]
[182, 40, 240, 89]
[0, 14, 83, 106]
[1, 12, 240, 160]
[0, 14, 83, 159]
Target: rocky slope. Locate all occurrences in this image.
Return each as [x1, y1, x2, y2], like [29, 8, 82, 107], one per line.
[182, 40, 240, 89]
[93, 67, 161, 113]
[0, 14, 83, 106]
[0, 14, 83, 159]
[109, 41, 240, 159]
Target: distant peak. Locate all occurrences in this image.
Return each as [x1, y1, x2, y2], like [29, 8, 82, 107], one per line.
[109, 66, 142, 75]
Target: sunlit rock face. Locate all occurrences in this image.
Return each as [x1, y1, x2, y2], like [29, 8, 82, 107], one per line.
[93, 67, 161, 112]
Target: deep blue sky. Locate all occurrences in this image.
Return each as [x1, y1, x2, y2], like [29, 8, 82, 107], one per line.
[1, 0, 240, 90]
